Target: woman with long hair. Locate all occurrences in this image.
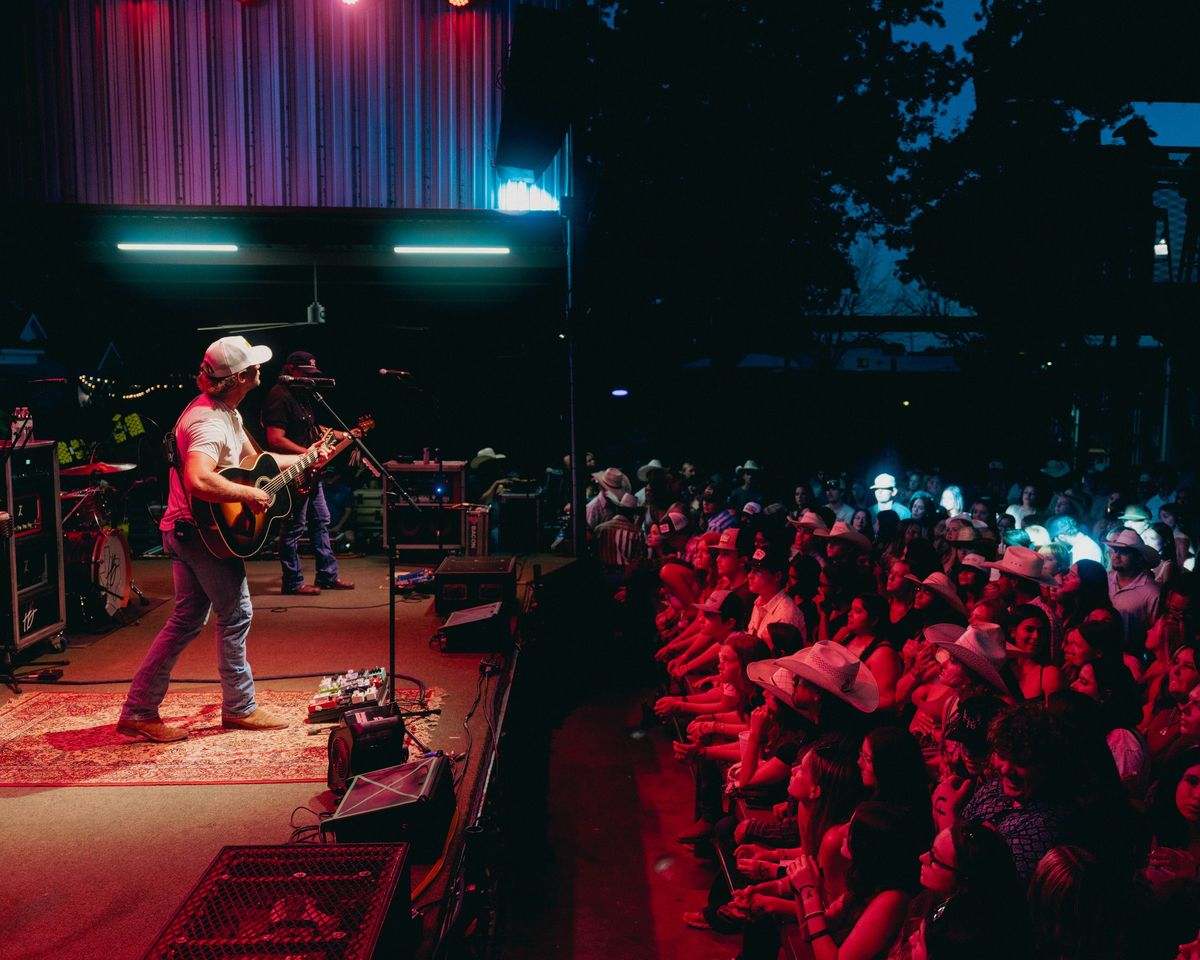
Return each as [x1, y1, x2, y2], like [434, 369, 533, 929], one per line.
[1142, 643, 1200, 763]
[786, 801, 925, 960]
[837, 594, 904, 711]
[1056, 559, 1116, 631]
[1029, 845, 1132, 960]
[897, 821, 1030, 960]
[1007, 604, 1063, 701]
[859, 725, 934, 842]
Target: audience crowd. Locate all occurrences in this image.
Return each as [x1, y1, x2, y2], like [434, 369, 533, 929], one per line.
[588, 456, 1200, 960]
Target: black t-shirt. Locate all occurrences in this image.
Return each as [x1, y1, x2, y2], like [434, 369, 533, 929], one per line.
[262, 383, 319, 448]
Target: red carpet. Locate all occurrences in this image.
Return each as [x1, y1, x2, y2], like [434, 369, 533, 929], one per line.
[0, 687, 443, 787]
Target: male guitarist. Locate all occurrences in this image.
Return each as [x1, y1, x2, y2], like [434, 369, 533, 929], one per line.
[262, 350, 355, 596]
[117, 337, 331, 743]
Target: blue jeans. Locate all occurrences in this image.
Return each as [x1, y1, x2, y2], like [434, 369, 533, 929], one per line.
[120, 528, 257, 722]
[278, 482, 339, 590]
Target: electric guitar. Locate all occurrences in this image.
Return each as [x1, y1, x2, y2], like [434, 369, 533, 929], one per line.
[193, 415, 374, 559]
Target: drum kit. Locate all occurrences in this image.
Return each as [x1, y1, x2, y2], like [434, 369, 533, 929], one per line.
[59, 461, 145, 630]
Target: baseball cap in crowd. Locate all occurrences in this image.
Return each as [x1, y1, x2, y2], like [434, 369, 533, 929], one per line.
[202, 336, 273, 378]
[654, 509, 689, 537]
[870, 473, 898, 491]
[943, 693, 1005, 755]
[749, 546, 788, 574]
[713, 529, 742, 552]
[742, 502, 762, 516]
[285, 350, 323, 376]
[693, 589, 744, 622]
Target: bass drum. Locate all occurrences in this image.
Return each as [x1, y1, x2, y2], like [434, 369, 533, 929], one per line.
[64, 528, 132, 629]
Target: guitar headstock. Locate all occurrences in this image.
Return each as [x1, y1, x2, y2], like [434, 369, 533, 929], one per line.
[357, 414, 375, 434]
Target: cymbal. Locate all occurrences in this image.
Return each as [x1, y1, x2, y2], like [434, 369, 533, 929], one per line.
[61, 462, 136, 477]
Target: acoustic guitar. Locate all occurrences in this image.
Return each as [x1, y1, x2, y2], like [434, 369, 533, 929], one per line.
[192, 416, 374, 560]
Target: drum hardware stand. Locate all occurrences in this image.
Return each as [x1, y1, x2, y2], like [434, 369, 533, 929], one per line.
[1, 649, 69, 694]
[308, 389, 420, 709]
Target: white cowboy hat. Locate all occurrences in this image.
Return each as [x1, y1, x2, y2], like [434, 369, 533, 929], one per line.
[1040, 459, 1071, 479]
[787, 509, 830, 532]
[812, 520, 871, 552]
[736, 460, 762, 474]
[928, 622, 1010, 694]
[983, 545, 1056, 585]
[469, 447, 507, 470]
[636, 458, 666, 482]
[591, 466, 631, 496]
[903, 571, 969, 618]
[959, 553, 1000, 581]
[1104, 528, 1161, 565]
[747, 642, 879, 713]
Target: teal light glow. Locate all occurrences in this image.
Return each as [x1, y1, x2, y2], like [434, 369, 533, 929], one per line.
[394, 246, 510, 255]
[117, 243, 238, 252]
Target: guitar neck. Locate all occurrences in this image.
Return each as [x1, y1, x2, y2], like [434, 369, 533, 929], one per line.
[265, 433, 353, 494]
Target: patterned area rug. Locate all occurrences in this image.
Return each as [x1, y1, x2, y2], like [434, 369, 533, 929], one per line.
[0, 687, 443, 787]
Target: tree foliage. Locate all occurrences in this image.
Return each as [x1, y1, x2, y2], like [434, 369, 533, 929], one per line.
[576, 0, 964, 351]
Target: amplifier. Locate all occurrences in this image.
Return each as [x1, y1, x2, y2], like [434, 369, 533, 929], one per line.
[327, 700, 410, 794]
[323, 755, 455, 861]
[433, 555, 516, 615]
[0, 441, 66, 652]
[141, 843, 411, 960]
[435, 601, 511, 653]
[388, 500, 464, 551]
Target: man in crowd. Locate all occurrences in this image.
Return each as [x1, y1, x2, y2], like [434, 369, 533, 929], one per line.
[263, 350, 354, 596]
[823, 476, 856, 524]
[869, 472, 911, 520]
[587, 466, 631, 530]
[745, 545, 806, 650]
[1106, 528, 1163, 647]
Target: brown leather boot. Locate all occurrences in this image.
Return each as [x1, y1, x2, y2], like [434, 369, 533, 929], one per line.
[116, 718, 189, 743]
[222, 708, 290, 731]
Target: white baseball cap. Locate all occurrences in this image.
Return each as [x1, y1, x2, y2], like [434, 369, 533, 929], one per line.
[202, 336, 273, 378]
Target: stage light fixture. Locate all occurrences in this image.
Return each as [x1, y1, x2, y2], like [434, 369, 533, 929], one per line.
[117, 243, 238, 253]
[393, 246, 510, 255]
[342, 0, 361, 5]
[611, 389, 629, 397]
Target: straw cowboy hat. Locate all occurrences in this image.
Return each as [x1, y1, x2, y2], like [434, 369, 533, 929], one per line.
[959, 552, 1000, 582]
[1104, 528, 1161, 566]
[983, 545, 1056, 585]
[903, 571, 969, 618]
[928, 622, 1010, 694]
[813, 520, 871, 552]
[470, 447, 507, 470]
[748, 642, 879, 713]
[636, 458, 666, 482]
[787, 509, 830, 532]
[736, 460, 762, 475]
[592, 467, 631, 499]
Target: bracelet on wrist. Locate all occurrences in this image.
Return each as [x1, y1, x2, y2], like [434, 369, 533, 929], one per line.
[803, 911, 825, 921]
[809, 929, 831, 942]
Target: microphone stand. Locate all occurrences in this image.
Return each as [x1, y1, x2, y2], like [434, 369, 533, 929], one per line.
[310, 389, 420, 708]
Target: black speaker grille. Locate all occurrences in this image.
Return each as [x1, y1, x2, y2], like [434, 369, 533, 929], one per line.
[142, 844, 409, 960]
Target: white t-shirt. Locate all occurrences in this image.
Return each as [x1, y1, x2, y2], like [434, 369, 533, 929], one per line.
[160, 394, 248, 530]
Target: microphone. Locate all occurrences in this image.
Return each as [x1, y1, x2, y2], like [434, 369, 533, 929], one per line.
[378, 368, 413, 378]
[279, 375, 336, 388]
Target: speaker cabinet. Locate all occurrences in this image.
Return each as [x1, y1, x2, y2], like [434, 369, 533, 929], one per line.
[433, 556, 517, 616]
[141, 843, 411, 960]
[0, 441, 66, 652]
[323, 756, 455, 861]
